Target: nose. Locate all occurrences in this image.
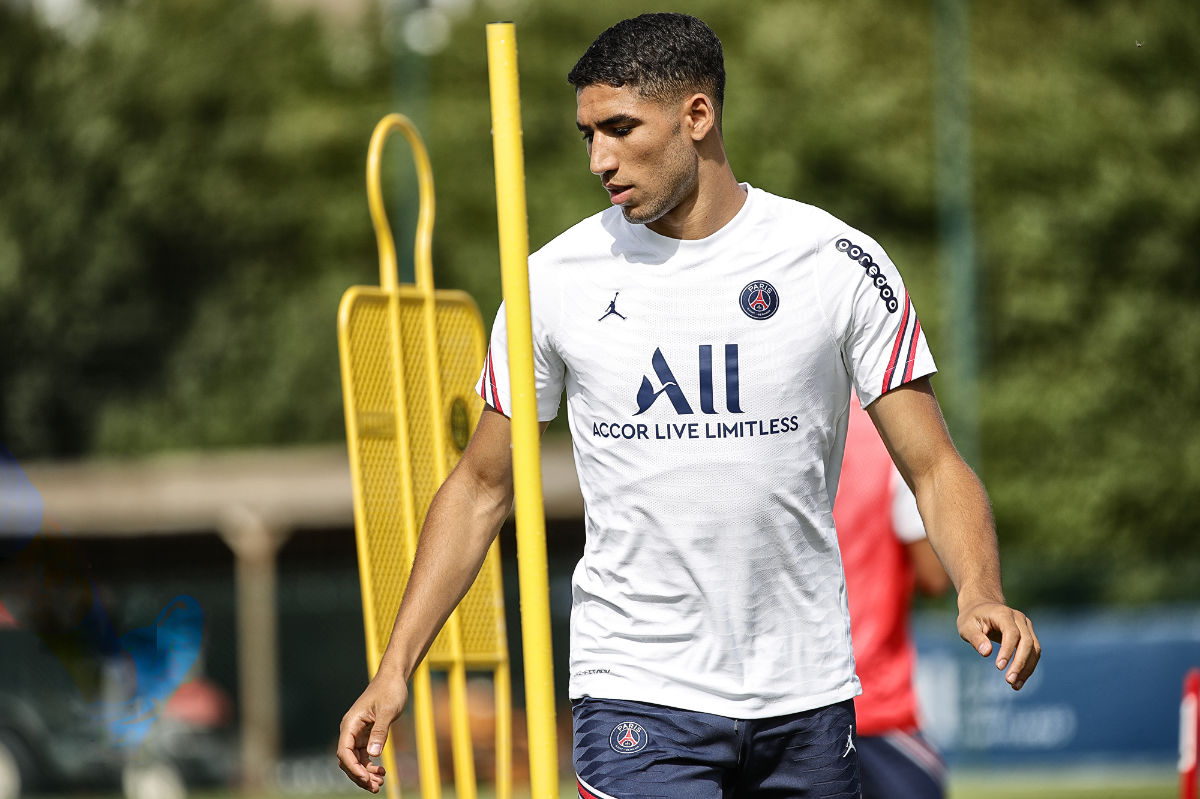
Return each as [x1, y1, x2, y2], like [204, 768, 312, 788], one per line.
[589, 135, 617, 176]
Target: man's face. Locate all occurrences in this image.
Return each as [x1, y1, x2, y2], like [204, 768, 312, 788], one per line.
[576, 83, 699, 227]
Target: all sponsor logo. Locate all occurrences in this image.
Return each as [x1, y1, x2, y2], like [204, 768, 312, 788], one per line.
[589, 345, 800, 442]
[609, 721, 648, 754]
[634, 346, 743, 416]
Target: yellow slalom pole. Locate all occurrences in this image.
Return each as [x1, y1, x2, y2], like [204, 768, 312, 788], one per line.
[486, 22, 560, 799]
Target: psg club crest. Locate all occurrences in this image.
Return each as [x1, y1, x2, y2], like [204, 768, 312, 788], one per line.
[739, 280, 779, 320]
[609, 721, 649, 753]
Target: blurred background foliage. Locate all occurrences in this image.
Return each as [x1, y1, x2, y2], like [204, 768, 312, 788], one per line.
[1, 0, 1197, 606]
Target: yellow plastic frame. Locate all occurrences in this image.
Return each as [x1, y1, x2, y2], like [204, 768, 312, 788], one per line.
[337, 113, 512, 799]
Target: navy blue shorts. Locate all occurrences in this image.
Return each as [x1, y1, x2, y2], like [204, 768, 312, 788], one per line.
[572, 696, 861, 799]
[857, 731, 945, 799]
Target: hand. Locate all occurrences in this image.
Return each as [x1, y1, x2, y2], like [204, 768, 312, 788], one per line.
[957, 601, 1041, 690]
[337, 676, 409, 792]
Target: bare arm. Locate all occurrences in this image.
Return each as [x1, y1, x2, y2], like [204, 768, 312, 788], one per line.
[867, 377, 1040, 690]
[375, 407, 526, 682]
[337, 407, 547, 792]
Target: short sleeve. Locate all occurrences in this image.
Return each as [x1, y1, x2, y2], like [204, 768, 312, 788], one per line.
[829, 233, 937, 407]
[476, 300, 566, 421]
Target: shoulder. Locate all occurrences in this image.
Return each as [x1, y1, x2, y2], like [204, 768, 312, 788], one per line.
[761, 191, 904, 306]
[744, 187, 868, 264]
[753, 190, 907, 328]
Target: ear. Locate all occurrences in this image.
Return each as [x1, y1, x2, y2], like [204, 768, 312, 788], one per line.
[681, 93, 718, 141]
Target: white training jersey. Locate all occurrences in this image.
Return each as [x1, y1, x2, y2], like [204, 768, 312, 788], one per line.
[476, 185, 935, 719]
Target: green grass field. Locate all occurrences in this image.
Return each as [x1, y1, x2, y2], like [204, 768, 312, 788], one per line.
[26, 788, 1177, 799]
[948, 773, 1176, 799]
[34, 776, 1171, 799]
[26, 768, 1181, 799]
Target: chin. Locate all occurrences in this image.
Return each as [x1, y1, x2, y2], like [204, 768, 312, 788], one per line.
[622, 204, 667, 226]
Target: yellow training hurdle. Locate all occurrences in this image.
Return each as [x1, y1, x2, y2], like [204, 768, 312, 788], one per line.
[338, 21, 558, 799]
[337, 113, 512, 799]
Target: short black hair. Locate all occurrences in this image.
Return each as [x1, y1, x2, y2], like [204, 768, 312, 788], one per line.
[567, 13, 725, 115]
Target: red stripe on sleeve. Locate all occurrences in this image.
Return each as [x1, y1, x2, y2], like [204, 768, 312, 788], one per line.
[487, 348, 505, 415]
[477, 351, 490, 404]
[882, 292, 912, 394]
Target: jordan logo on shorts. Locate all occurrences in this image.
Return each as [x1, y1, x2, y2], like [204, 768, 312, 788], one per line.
[842, 728, 856, 758]
[609, 721, 648, 753]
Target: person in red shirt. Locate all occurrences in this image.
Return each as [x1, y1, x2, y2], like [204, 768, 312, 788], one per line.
[835, 395, 951, 799]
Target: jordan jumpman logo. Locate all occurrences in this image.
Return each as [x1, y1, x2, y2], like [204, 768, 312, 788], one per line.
[598, 291, 626, 321]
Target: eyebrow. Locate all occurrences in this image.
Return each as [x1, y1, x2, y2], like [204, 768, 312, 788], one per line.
[576, 113, 640, 132]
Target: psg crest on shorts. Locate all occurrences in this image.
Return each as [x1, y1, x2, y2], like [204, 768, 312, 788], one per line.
[609, 721, 649, 753]
[739, 280, 779, 320]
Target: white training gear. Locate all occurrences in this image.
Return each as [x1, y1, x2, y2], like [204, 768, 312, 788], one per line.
[476, 185, 936, 719]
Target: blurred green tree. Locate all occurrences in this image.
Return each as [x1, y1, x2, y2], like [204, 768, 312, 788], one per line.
[969, 3, 1200, 604]
[423, 0, 1200, 605]
[0, 0, 392, 455]
[0, 0, 1196, 605]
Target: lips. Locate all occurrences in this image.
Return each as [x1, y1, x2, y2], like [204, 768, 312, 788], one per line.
[605, 183, 632, 205]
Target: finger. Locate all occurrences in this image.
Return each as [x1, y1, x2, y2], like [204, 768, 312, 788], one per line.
[339, 758, 385, 785]
[1005, 617, 1041, 690]
[987, 611, 1021, 673]
[338, 759, 370, 789]
[337, 758, 371, 790]
[361, 766, 385, 792]
[354, 744, 379, 772]
[368, 718, 391, 758]
[959, 616, 994, 658]
[337, 719, 372, 785]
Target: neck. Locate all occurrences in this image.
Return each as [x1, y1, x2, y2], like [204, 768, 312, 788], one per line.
[647, 163, 747, 240]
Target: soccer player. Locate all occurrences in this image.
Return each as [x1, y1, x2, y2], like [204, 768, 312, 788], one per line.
[835, 395, 951, 799]
[337, 13, 1040, 797]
